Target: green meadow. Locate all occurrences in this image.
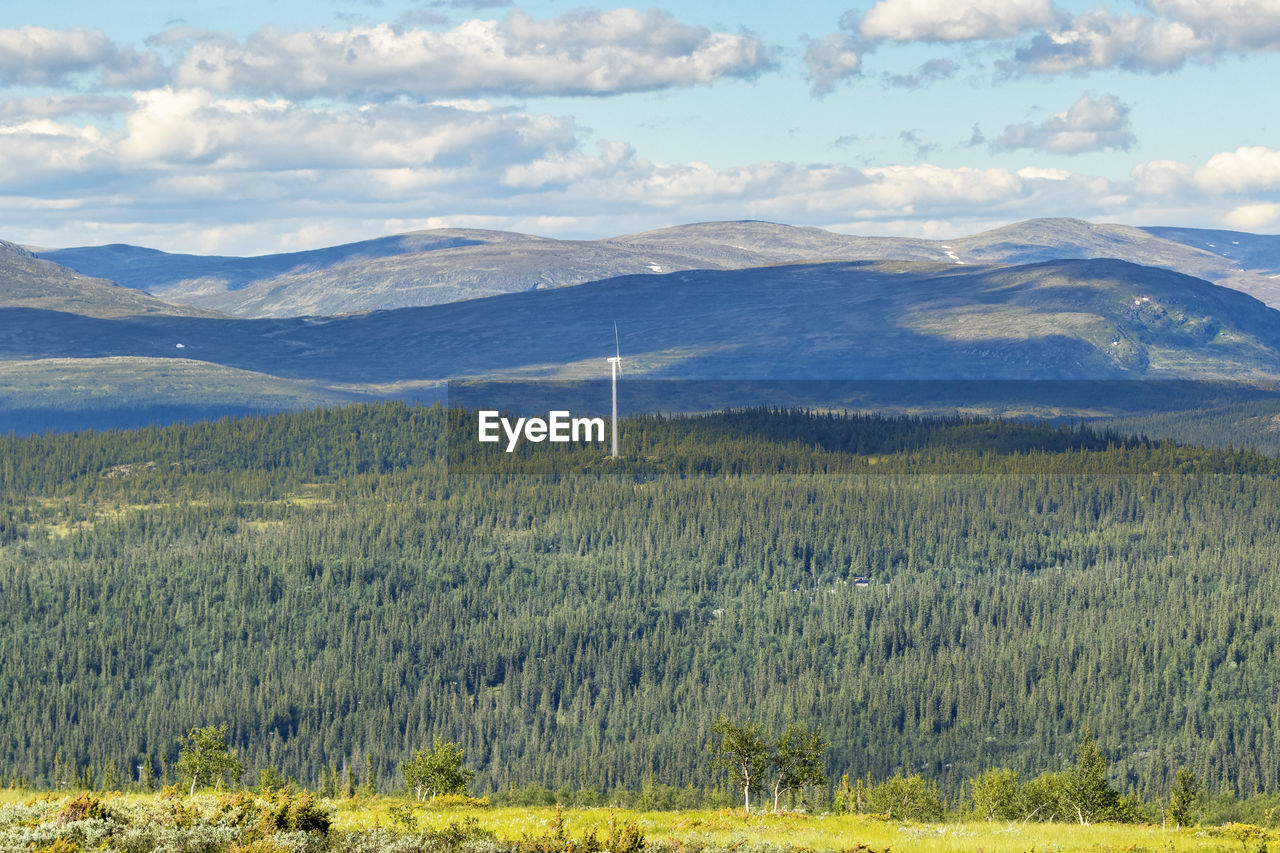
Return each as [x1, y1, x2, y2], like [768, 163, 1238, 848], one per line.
[0, 791, 1268, 853]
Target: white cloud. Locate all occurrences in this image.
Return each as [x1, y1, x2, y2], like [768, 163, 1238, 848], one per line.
[1006, 0, 1280, 76]
[1016, 167, 1072, 180]
[1129, 148, 1280, 229]
[1011, 10, 1207, 74]
[843, 0, 1280, 78]
[0, 90, 1131, 250]
[0, 94, 132, 120]
[858, 0, 1057, 42]
[113, 88, 576, 172]
[0, 119, 108, 191]
[4, 83, 1280, 254]
[1224, 202, 1280, 231]
[1130, 159, 1193, 195]
[804, 33, 861, 95]
[1193, 146, 1280, 193]
[1146, 0, 1280, 50]
[502, 140, 637, 190]
[854, 164, 1028, 210]
[0, 26, 163, 88]
[167, 10, 772, 99]
[494, 152, 1123, 227]
[991, 93, 1135, 155]
[0, 27, 110, 85]
[0, 87, 584, 217]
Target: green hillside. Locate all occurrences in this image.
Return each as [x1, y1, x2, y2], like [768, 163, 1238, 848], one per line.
[1, 404, 1279, 802]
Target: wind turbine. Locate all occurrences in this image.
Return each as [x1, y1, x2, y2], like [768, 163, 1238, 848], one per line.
[607, 323, 622, 458]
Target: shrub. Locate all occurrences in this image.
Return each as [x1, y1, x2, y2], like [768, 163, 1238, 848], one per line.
[965, 768, 1021, 821]
[605, 813, 645, 853]
[261, 789, 332, 834]
[55, 793, 114, 824]
[863, 773, 946, 822]
[1211, 822, 1272, 852]
[425, 794, 492, 810]
[34, 840, 82, 853]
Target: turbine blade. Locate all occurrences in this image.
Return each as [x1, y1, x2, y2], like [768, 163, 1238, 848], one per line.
[614, 321, 620, 359]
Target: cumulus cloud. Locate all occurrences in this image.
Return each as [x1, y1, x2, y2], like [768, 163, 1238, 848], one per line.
[841, 0, 1280, 78]
[1193, 146, 1280, 193]
[804, 33, 861, 95]
[4, 82, 1280, 255]
[0, 26, 164, 88]
[1124, 146, 1280, 233]
[0, 88, 584, 207]
[0, 119, 111, 194]
[166, 10, 772, 99]
[853, 164, 1030, 210]
[1010, 10, 1206, 74]
[1130, 159, 1193, 195]
[856, 0, 1057, 42]
[112, 88, 577, 172]
[1224, 202, 1280, 231]
[1125, 147, 1280, 231]
[501, 140, 637, 190]
[991, 93, 1135, 155]
[1005, 1, 1280, 76]
[0, 85, 1134, 252]
[1146, 0, 1280, 50]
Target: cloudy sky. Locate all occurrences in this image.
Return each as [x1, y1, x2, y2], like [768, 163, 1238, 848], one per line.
[3, 0, 1278, 254]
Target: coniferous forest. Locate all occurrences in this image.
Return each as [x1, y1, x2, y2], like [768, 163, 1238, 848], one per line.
[2, 403, 1280, 806]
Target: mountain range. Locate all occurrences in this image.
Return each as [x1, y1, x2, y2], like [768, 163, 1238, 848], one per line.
[7, 217, 1280, 434]
[34, 218, 1280, 318]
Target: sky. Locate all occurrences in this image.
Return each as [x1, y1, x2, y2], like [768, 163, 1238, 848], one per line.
[2, 0, 1279, 255]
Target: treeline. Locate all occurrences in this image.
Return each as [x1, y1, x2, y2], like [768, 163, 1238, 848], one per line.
[3, 404, 1280, 805]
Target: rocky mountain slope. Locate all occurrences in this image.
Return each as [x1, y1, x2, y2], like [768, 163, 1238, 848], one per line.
[0, 241, 218, 319]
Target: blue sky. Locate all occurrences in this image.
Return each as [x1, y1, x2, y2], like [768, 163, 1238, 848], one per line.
[2, 0, 1278, 254]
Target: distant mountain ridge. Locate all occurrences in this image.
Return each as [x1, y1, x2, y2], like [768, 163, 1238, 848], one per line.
[5, 257, 1280, 384]
[9, 218, 1280, 434]
[33, 217, 1280, 318]
[0, 240, 219, 319]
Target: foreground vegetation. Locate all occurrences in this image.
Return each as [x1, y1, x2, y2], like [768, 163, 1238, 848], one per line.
[4, 404, 1280, 803]
[2, 790, 1279, 853]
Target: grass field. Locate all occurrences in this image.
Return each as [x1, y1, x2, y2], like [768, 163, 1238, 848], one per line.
[0, 790, 1267, 853]
[330, 801, 1264, 853]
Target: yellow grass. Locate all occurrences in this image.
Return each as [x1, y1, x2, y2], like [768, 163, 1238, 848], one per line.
[0, 792, 1258, 852]
[328, 800, 1251, 852]
[27, 490, 332, 539]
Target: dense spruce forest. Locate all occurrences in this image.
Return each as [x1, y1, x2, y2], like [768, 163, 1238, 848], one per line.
[2, 403, 1280, 805]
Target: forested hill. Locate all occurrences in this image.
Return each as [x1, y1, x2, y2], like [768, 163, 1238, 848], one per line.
[2, 404, 1280, 801]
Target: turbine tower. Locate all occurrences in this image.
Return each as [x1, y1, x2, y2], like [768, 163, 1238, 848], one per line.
[607, 323, 621, 458]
